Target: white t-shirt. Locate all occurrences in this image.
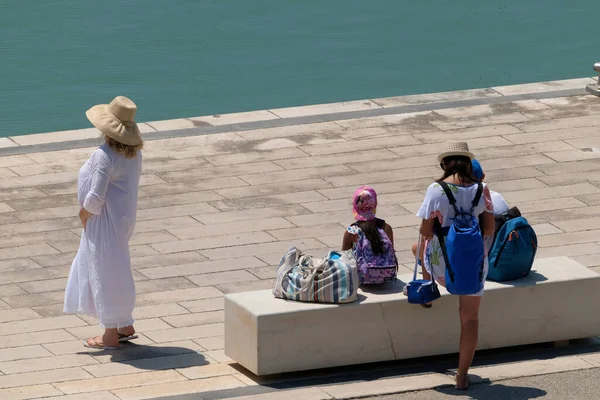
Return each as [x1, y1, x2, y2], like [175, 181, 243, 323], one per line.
[416, 182, 494, 229]
[490, 191, 510, 216]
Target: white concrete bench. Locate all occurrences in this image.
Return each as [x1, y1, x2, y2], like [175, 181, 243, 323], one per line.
[224, 257, 600, 376]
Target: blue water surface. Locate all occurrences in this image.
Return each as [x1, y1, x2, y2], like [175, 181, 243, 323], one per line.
[0, 0, 598, 136]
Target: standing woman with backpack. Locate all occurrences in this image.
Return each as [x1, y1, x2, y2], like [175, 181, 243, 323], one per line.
[341, 186, 398, 285]
[416, 141, 495, 390]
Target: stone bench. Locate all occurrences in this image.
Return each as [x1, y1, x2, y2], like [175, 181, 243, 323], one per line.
[224, 257, 600, 376]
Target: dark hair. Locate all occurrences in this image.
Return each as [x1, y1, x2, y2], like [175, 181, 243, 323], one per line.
[354, 220, 384, 254]
[439, 156, 476, 184]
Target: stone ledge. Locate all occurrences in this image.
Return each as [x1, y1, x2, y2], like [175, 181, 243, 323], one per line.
[224, 257, 600, 376]
[0, 77, 592, 156]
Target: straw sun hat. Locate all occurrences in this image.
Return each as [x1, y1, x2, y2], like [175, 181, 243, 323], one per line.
[437, 141, 475, 163]
[86, 96, 142, 146]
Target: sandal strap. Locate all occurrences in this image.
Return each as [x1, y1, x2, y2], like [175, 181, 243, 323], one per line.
[86, 337, 102, 346]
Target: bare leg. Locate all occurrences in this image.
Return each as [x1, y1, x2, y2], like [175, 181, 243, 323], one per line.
[457, 295, 482, 389]
[103, 328, 119, 347]
[421, 266, 432, 281]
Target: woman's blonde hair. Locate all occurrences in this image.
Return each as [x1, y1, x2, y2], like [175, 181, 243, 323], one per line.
[103, 134, 143, 159]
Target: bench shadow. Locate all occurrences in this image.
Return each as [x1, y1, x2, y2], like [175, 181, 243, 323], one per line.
[433, 376, 547, 399]
[527, 270, 548, 284]
[228, 335, 600, 390]
[78, 343, 208, 370]
[359, 279, 406, 296]
[489, 270, 548, 287]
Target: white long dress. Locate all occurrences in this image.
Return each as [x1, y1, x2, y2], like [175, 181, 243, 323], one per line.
[64, 143, 142, 328]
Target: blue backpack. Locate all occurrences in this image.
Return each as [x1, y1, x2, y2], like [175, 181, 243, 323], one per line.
[435, 181, 485, 295]
[487, 207, 537, 282]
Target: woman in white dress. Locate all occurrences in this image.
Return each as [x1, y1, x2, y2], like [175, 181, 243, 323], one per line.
[64, 96, 143, 349]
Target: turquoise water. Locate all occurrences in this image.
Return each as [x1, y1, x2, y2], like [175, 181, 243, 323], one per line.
[1, 0, 598, 137]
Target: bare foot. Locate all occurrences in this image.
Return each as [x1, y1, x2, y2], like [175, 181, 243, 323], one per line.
[118, 325, 136, 337]
[455, 373, 469, 390]
[84, 336, 118, 349]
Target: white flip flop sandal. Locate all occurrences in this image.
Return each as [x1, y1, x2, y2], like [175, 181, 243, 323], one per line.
[83, 337, 118, 350]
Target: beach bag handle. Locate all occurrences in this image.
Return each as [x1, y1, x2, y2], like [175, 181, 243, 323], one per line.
[281, 253, 327, 297]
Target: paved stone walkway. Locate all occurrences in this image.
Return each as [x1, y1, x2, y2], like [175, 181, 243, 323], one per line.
[1, 77, 600, 399]
[362, 368, 600, 400]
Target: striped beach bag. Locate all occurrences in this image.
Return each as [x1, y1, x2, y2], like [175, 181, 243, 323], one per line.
[273, 247, 359, 304]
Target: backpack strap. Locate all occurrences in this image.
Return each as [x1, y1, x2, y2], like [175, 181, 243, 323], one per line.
[437, 181, 457, 205]
[470, 182, 484, 213]
[433, 219, 455, 283]
[352, 219, 386, 228]
[375, 218, 386, 228]
[439, 181, 484, 216]
[437, 181, 460, 216]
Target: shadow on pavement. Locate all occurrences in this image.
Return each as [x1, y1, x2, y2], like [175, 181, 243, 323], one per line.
[434, 380, 547, 400]
[230, 337, 600, 390]
[79, 342, 209, 370]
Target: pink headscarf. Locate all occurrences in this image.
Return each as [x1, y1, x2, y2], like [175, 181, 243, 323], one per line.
[352, 186, 378, 221]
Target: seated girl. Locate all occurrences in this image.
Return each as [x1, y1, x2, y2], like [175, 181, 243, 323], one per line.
[342, 186, 397, 285]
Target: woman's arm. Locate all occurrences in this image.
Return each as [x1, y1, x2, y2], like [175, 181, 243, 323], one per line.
[342, 230, 355, 251]
[480, 211, 495, 237]
[419, 218, 436, 240]
[79, 207, 93, 230]
[479, 184, 496, 254]
[480, 211, 495, 256]
[480, 185, 495, 236]
[82, 150, 113, 216]
[416, 183, 441, 241]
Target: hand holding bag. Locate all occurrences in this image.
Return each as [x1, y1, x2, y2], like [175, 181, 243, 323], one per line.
[405, 236, 441, 305]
